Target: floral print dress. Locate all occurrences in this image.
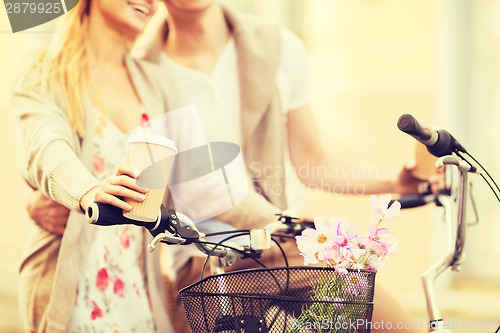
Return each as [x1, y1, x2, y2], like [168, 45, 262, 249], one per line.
[66, 113, 156, 333]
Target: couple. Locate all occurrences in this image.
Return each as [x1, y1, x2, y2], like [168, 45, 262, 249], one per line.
[13, 0, 429, 332]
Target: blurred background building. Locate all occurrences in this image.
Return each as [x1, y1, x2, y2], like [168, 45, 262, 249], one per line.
[1, 0, 499, 331]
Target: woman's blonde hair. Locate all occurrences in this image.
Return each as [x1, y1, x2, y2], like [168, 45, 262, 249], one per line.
[40, 0, 93, 137]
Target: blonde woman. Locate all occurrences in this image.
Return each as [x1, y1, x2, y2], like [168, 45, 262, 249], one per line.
[12, 0, 177, 331]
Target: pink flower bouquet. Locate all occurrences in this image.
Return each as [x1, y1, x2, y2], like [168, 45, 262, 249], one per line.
[291, 195, 401, 332]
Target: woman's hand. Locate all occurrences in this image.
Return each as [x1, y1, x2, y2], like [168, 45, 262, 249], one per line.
[80, 165, 149, 212]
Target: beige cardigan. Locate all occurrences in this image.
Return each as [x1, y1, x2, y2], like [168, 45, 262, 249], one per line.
[13, 55, 181, 332]
[13, 6, 291, 331]
[133, 4, 288, 230]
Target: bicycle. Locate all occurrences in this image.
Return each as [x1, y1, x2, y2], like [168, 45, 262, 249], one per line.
[84, 113, 500, 332]
[397, 114, 500, 333]
[86, 204, 377, 332]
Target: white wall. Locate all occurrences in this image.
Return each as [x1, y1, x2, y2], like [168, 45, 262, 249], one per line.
[463, 0, 500, 281]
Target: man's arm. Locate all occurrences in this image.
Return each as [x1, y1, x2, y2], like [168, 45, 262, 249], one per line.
[286, 105, 424, 196]
[27, 191, 70, 235]
[214, 186, 282, 230]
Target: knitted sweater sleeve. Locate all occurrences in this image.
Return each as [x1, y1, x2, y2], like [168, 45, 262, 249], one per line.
[12, 67, 100, 212]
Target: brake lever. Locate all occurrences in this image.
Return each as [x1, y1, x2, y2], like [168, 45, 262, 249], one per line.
[163, 209, 200, 242]
[147, 206, 202, 252]
[274, 210, 313, 234]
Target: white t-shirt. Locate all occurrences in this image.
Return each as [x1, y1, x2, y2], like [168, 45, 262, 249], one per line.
[161, 29, 310, 278]
[159, 29, 310, 144]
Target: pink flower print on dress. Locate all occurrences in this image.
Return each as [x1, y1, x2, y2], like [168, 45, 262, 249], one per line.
[96, 268, 109, 292]
[113, 278, 125, 297]
[120, 226, 130, 249]
[132, 282, 140, 297]
[92, 154, 106, 174]
[90, 301, 103, 320]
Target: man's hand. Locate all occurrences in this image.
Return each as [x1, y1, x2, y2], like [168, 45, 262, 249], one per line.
[27, 191, 70, 235]
[396, 160, 445, 196]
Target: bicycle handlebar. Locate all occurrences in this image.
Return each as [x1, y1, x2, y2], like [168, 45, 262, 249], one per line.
[397, 114, 468, 157]
[392, 193, 437, 209]
[86, 202, 314, 258]
[86, 202, 162, 229]
[86, 202, 200, 243]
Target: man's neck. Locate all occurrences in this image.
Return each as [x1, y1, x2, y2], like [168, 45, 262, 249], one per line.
[164, 4, 231, 73]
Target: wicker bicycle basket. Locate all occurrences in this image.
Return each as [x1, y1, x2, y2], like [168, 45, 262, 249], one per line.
[179, 266, 376, 333]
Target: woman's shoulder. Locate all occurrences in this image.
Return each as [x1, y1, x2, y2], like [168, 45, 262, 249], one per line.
[10, 50, 71, 112]
[10, 50, 45, 89]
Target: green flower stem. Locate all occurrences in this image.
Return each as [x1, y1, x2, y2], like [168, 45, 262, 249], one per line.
[291, 271, 370, 333]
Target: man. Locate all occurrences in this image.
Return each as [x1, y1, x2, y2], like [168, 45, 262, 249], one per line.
[28, 1, 428, 332]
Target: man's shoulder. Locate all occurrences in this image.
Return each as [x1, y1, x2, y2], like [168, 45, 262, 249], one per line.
[235, 10, 281, 35]
[237, 10, 275, 26]
[279, 28, 306, 52]
[230, 7, 303, 53]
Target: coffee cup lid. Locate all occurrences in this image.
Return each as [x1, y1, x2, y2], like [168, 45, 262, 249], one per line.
[128, 133, 178, 153]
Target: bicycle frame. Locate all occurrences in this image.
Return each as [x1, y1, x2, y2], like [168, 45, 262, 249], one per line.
[422, 154, 473, 332]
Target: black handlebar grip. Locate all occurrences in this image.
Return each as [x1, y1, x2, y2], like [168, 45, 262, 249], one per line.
[397, 114, 464, 157]
[397, 114, 432, 140]
[86, 202, 160, 229]
[391, 194, 435, 209]
[86, 203, 201, 241]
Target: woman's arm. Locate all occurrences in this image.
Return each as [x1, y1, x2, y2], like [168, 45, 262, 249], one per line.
[12, 67, 147, 213]
[13, 78, 101, 212]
